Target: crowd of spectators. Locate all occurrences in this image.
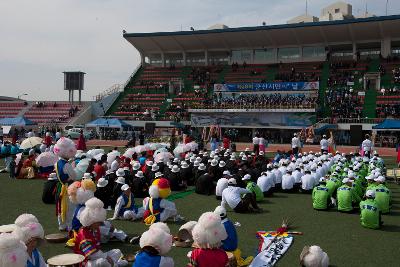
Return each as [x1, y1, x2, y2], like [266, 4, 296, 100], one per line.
[392, 67, 400, 84]
[377, 103, 400, 118]
[325, 87, 363, 119]
[327, 61, 366, 87]
[200, 93, 317, 109]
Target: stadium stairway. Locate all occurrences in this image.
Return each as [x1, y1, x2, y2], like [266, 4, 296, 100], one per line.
[106, 66, 143, 115]
[318, 62, 330, 117]
[362, 59, 380, 118]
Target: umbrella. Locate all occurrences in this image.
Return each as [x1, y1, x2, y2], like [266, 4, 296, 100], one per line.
[36, 152, 58, 167]
[135, 145, 147, 154]
[20, 137, 43, 150]
[94, 153, 104, 161]
[123, 148, 136, 158]
[185, 141, 198, 152]
[154, 147, 168, 155]
[74, 158, 90, 180]
[86, 149, 105, 159]
[107, 150, 120, 167]
[145, 143, 162, 151]
[154, 152, 173, 163]
[173, 144, 189, 156]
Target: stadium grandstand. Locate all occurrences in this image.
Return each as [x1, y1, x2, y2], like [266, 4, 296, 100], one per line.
[101, 5, 400, 145]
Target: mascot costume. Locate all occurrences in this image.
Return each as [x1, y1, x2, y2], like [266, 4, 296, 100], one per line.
[143, 178, 178, 225]
[53, 137, 77, 231]
[0, 233, 28, 267]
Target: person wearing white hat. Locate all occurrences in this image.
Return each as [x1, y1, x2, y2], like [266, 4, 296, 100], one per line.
[131, 170, 149, 198]
[221, 178, 261, 213]
[359, 190, 381, 229]
[111, 184, 144, 221]
[133, 226, 174, 267]
[115, 168, 125, 178]
[215, 176, 229, 200]
[180, 161, 192, 186]
[281, 167, 296, 192]
[131, 162, 141, 171]
[111, 176, 125, 209]
[0, 232, 28, 267]
[374, 176, 391, 214]
[257, 165, 276, 197]
[312, 178, 330, 210]
[42, 173, 58, 204]
[168, 165, 185, 191]
[337, 178, 361, 212]
[155, 172, 163, 179]
[272, 163, 283, 190]
[17, 221, 46, 267]
[361, 134, 373, 158]
[94, 178, 111, 209]
[195, 168, 214, 196]
[76, 198, 128, 266]
[300, 168, 316, 193]
[291, 133, 301, 155]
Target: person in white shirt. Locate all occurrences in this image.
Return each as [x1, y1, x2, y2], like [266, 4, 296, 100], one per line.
[281, 168, 296, 192]
[292, 166, 303, 189]
[301, 169, 315, 193]
[320, 135, 329, 153]
[272, 164, 282, 190]
[215, 177, 229, 200]
[361, 134, 373, 158]
[221, 178, 261, 213]
[110, 157, 121, 172]
[278, 162, 287, 177]
[252, 134, 260, 155]
[291, 133, 301, 154]
[257, 169, 275, 197]
[55, 131, 61, 141]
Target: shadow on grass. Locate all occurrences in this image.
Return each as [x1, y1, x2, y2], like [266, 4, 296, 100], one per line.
[380, 224, 400, 232]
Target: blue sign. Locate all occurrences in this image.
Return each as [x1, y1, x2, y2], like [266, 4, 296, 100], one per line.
[214, 82, 319, 92]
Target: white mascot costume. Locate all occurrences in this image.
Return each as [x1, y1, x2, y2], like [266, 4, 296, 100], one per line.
[0, 233, 28, 267]
[300, 245, 329, 267]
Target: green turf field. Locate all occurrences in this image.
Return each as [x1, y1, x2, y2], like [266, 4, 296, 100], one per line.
[0, 158, 399, 266]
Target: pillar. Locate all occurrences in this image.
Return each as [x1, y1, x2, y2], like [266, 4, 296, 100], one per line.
[205, 50, 209, 66]
[161, 53, 165, 67]
[182, 52, 187, 66]
[381, 37, 391, 58]
[352, 43, 357, 60]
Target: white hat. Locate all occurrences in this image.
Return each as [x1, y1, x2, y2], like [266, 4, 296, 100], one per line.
[286, 167, 293, 173]
[259, 151, 264, 155]
[135, 171, 144, 178]
[342, 178, 351, 184]
[239, 152, 244, 157]
[242, 174, 251, 181]
[139, 227, 172, 255]
[192, 212, 227, 249]
[228, 178, 237, 185]
[152, 164, 159, 172]
[173, 158, 179, 163]
[83, 173, 92, 179]
[223, 170, 231, 176]
[214, 206, 227, 218]
[48, 173, 57, 181]
[116, 168, 125, 177]
[0, 232, 28, 267]
[14, 214, 38, 228]
[78, 198, 107, 227]
[97, 178, 108, 188]
[375, 176, 385, 183]
[319, 177, 326, 183]
[121, 184, 130, 191]
[132, 162, 141, 170]
[198, 163, 206, 171]
[219, 161, 226, 168]
[105, 169, 113, 175]
[230, 155, 236, 160]
[190, 157, 196, 163]
[213, 155, 220, 161]
[211, 160, 218, 167]
[19, 222, 44, 244]
[241, 156, 247, 161]
[203, 152, 208, 157]
[171, 165, 180, 173]
[194, 161, 200, 167]
[181, 162, 189, 169]
[116, 176, 125, 184]
[366, 175, 374, 180]
[366, 190, 375, 198]
[146, 161, 154, 167]
[155, 172, 163, 178]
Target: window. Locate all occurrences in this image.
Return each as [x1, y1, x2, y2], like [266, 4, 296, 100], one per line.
[303, 46, 326, 58]
[278, 47, 300, 60]
[231, 50, 252, 63]
[335, 8, 340, 13]
[254, 49, 275, 62]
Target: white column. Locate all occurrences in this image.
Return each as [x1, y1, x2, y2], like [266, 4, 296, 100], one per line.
[182, 52, 187, 66]
[274, 48, 278, 64]
[381, 37, 391, 58]
[161, 53, 165, 67]
[205, 50, 209, 66]
[352, 43, 357, 60]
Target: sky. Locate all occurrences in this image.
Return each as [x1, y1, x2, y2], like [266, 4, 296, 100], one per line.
[0, 0, 399, 101]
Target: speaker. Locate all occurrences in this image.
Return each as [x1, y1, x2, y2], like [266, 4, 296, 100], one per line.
[145, 123, 156, 134]
[350, 125, 363, 146]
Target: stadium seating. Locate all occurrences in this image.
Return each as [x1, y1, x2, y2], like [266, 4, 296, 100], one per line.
[24, 102, 84, 124]
[0, 101, 26, 118]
